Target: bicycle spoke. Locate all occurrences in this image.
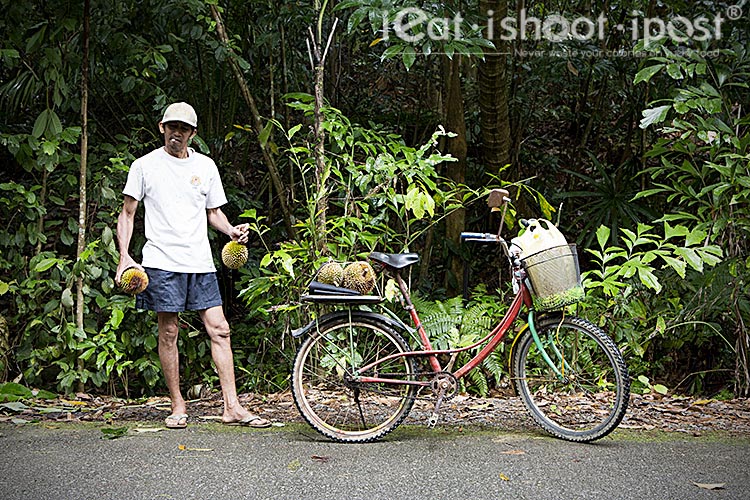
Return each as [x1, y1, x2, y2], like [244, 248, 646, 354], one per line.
[292, 318, 417, 443]
[513, 315, 629, 442]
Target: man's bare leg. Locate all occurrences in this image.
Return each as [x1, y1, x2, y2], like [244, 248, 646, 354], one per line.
[200, 306, 267, 424]
[157, 312, 187, 422]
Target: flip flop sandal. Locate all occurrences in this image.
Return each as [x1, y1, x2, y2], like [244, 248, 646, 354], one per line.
[224, 415, 271, 428]
[165, 414, 188, 429]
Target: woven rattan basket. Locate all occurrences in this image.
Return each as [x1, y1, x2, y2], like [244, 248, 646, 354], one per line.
[521, 244, 584, 311]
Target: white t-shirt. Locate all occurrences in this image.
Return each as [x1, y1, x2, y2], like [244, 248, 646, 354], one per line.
[123, 147, 228, 273]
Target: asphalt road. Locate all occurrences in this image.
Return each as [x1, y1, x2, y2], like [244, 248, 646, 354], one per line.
[1, 423, 748, 500]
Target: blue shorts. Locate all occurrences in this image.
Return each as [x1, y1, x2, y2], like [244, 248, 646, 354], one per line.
[135, 268, 223, 313]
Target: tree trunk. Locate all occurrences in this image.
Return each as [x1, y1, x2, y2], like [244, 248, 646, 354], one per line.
[75, 0, 90, 393]
[442, 54, 467, 295]
[478, 0, 511, 172]
[209, 5, 297, 240]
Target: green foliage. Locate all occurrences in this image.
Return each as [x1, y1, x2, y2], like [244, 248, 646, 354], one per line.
[584, 223, 722, 296]
[233, 100, 484, 389]
[632, 39, 750, 394]
[0, 0, 747, 398]
[238, 100, 464, 315]
[336, 0, 495, 70]
[558, 155, 655, 247]
[582, 223, 722, 362]
[636, 375, 668, 396]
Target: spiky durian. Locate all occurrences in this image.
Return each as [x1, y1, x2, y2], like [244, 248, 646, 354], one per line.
[341, 261, 376, 294]
[222, 241, 248, 269]
[120, 267, 149, 295]
[317, 262, 344, 286]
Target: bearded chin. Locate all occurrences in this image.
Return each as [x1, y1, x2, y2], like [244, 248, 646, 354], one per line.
[166, 140, 182, 154]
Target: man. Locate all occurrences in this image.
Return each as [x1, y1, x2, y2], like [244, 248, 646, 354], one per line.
[115, 102, 270, 429]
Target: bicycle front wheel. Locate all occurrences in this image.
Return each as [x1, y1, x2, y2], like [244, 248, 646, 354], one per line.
[291, 317, 417, 443]
[512, 314, 630, 442]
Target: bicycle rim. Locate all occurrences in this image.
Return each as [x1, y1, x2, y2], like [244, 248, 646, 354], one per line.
[513, 315, 630, 442]
[292, 318, 417, 443]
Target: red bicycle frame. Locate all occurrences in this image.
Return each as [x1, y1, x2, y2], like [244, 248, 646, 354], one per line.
[355, 263, 534, 387]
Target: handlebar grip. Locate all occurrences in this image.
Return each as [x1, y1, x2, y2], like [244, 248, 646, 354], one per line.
[461, 232, 499, 243]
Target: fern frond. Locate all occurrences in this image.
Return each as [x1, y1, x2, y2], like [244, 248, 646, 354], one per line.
[467, 366, 490, 397]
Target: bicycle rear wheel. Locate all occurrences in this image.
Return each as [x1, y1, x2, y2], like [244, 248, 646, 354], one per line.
[291, 316, 417, 443]
[512, 314, 630, 442]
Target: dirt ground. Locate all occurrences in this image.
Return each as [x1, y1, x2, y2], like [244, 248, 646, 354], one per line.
[4, 390, 750, 436]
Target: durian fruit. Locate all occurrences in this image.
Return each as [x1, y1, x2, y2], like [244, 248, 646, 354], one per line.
[120, 267, 149, 295]
[222, 241, 248, 269]
[341, 261, 376, 294]
[317, 262, 344, 286]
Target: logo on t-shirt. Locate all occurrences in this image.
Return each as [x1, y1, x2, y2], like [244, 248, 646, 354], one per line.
[190, 175, 202, 186]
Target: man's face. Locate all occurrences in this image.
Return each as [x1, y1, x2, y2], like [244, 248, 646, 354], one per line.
[160, 121, 196, 157]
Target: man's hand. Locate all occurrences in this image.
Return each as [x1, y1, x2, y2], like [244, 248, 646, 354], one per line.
[115, 254, 143, 284]
[230, 223, 250, 245]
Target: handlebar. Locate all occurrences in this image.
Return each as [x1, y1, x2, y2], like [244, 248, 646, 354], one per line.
[461, 232, 501, 243]
[462, 188, 512, 245]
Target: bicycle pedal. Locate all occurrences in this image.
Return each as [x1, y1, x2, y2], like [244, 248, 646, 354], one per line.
[427, 413, 439, 428]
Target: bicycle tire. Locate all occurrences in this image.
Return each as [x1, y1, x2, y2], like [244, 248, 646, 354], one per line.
[512, 314, 630, 442]
[291, 316, 417, 443]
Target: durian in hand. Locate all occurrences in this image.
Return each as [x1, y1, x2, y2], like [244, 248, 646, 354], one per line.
[120, 267, 149, 295]
[317, 262, 344, 286]
[222, 241, 248, 269]
[342, 261, 376, 294]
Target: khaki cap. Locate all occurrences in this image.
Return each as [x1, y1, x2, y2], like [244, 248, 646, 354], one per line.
[162, 102, 197, 127]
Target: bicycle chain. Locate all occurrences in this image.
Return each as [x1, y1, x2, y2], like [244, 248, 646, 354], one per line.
[351, 371, 458, 402]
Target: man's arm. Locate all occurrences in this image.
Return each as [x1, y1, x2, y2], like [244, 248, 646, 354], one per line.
[207, 207, 249, 244]
[115, 195, 142, 282]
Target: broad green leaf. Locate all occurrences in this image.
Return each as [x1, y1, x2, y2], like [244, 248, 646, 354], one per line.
[258, 120, 273, 147]
[34, 389, 57, 400]
[686, 228, 707, 246]
[101, 427, 129, 439]
[656, 315, 666, 334]
[596, 226, 610, 250]
[32, 110, 50, 139]
[402, 46, 417, 70]
[637, 267, 661, 293]
[696, 247, 723, 267]
[287, 124, 302, 139]
[665, 63, 682, 80]
[634, 64, 664, 84]
[61, 288, 74, 308]
[661, 255, 686, 278]
[674, 247, 703, 272]
[0, 401, 29, 412]
[110, 308, 124, 329]
[0, 382, 33, 398]
[639, 105, 670, 129]
[47, 110, 62, 136]
[663, 221, 689, 240]
[192, 135, 210, 154]
[34, 258, 59, 272]
[381, 44, 403, 61]
[653, 384, 668, 395]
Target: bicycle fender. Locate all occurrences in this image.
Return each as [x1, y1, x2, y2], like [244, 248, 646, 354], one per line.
[290, 310, 411, 339]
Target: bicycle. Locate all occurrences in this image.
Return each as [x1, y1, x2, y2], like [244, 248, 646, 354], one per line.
[290, 189, 630, 443]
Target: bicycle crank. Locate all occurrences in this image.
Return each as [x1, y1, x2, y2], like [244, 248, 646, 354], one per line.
[427, 372, 458, 428]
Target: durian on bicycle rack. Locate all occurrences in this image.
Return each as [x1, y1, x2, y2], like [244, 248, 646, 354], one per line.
[301, 260, 385, 305]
